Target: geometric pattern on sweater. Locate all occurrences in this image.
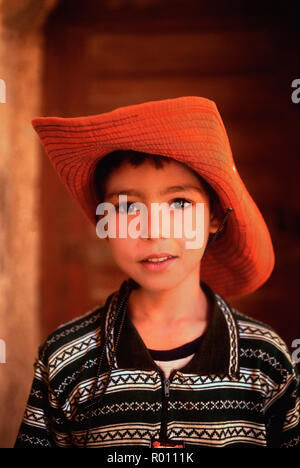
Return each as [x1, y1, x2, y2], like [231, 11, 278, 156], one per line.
[262, 372, 296, 412]
[105, 292, 119, 369]
[167, 400, 264, 412]
[171, 368, 276, 397]
[48, 331, 101, 380]
[238, 321, 291, 358]
[280, 434, 300, 448]
[61, 370, 161, 418]
[215, 294, 239, 378]
[14, 281, 300, 448]
[55, 367, 274, 423]
[68, 423, 162, 448]
[240, 347, 290, 379]
[23, 405, 49, 430]
[39, 308, 102, 361]
[74, 401, 162, 422]
[167, 420, 266, 447]
[53, 357, 100, 398]
[283, 401, 300, 432]
[14, 433, 53, 448]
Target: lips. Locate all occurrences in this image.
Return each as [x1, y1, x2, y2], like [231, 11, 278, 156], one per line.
[140, 253, 177, 263]
[139, 254, 177, 272]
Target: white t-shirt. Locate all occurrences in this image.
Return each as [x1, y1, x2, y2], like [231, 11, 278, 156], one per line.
[148, 334, 203, 379]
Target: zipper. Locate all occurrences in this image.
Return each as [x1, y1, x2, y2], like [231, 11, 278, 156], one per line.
[159, 369, 177, 440]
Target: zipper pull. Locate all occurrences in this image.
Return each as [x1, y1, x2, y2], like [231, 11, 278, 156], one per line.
[164, 378, 170, 397]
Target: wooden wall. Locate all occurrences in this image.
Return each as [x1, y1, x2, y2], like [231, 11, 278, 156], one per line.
[0, 0, 58, 448]
[40, 0, 300, 352]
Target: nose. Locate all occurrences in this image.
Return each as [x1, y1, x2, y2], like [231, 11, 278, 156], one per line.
[140, 203, 170, 240]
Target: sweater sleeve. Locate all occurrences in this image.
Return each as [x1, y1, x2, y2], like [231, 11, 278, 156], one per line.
[265, 361, 300, 448]
[14, 346, 70, 448]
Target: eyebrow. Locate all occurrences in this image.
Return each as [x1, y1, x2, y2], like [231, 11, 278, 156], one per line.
[105, 184, 206, 200]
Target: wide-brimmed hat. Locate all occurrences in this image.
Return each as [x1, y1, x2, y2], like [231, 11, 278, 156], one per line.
[32, 96, 275, 298]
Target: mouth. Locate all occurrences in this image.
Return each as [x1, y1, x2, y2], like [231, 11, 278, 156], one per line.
[140, 253, 177, 263]
[139, 254, 178, 271]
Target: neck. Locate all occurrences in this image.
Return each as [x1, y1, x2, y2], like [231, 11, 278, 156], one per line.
[127, 272, 210, 327]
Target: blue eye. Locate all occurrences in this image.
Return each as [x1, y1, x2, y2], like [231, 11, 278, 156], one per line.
[170, 198, 192, 210]
[118, 202, 139, 214]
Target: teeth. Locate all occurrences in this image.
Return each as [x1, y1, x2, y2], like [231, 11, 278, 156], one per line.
[146, 256, 172, 263]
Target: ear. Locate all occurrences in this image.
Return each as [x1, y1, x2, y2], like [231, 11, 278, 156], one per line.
[209, 212, 219, 234]
[209, 202, 224, 234]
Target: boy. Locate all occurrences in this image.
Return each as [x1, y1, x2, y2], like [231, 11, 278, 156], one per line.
[14, 97, 299, 448]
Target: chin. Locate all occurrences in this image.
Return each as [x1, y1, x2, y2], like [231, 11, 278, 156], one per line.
[131, 274, 183, 292]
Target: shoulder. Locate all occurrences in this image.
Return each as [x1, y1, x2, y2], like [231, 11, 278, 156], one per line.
[231, 308, 296, 381]
[32, 292, 121, 408]
[37, 299, 110, 368]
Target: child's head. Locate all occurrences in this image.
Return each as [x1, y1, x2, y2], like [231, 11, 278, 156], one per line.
[32, 96, 275, 297]
[94, 150, 223, 291]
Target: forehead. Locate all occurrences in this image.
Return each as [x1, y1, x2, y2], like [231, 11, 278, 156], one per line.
[104, 158, 209, 198]
[105, 157, 201, 185]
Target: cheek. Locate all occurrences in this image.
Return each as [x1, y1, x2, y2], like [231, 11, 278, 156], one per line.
[171, 205, 210, 235]
[107, 237, 136, 265]
[171, 207, 209, 251]
[181, 247, 203, 269]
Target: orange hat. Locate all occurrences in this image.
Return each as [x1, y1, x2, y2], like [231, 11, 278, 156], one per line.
[32, 96, 275, 298]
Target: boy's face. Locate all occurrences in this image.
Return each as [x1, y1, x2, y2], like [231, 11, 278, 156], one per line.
[101, 158, 220, 291]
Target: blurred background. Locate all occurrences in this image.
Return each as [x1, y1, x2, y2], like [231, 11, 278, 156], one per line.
[0, 0, 299, 448]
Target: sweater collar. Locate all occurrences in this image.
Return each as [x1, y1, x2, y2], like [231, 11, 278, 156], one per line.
[105, 280, 240, 379]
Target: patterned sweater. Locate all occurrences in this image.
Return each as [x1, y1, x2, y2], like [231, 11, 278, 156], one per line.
[14, 280, 300, 448]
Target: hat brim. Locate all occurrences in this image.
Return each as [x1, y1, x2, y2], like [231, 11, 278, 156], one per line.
[32, 96, 275, 298]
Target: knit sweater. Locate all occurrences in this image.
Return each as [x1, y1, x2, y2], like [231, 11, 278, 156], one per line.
[14, 281, 300, 448]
